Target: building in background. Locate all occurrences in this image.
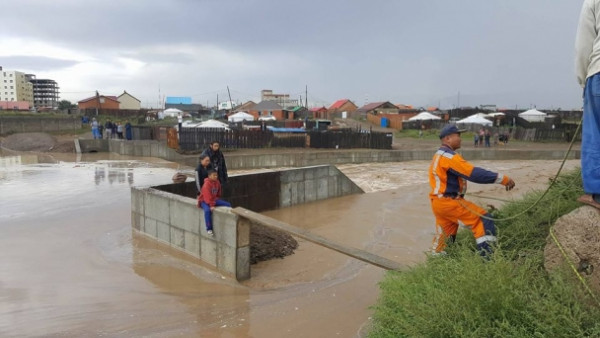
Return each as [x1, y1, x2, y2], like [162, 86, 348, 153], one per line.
[261, 89, 298, 109]
[25, 74, 60, 109]
[117, 91, 141, 110]
[0, 67, 34, 106]
[78, 94, 120, 110]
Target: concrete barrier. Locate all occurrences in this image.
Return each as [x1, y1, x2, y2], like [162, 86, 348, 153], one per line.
[131, 165, 363, 280]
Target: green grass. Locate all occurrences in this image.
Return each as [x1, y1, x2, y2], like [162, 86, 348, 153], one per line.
[369, 169, 600, 338]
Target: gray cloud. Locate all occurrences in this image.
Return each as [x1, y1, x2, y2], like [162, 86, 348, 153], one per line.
[1, 0, 586, 109]
[0, 56, 79, 72]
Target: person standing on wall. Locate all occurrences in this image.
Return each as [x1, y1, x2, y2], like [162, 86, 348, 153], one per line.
[575, 0, 600, 209]
[125, 120, 132, 140]
[91, 118, 100, 139]
[195, 154, 214, 194]
[201, 141, 228, 185]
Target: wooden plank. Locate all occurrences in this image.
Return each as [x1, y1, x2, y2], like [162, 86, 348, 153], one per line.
[231, 207, 404, 271]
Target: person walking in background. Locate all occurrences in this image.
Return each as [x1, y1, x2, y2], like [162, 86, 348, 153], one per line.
[484, 129, 491, 147]
[575, 0, 600, 209]
[473, 133, 479, 147]
[104, 120, 112, 139]
[201, 141, 228, 185]
[478, 128, 485, 147]
[125, 120, 132, 140]
[116, 122, 124, 139]
[429, 125, 515, 255]
[112, 121, 118, 139]
[197, 170, 231, 236]
[91, 118, 100, 139]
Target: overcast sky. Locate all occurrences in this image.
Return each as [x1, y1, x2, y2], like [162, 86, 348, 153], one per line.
[0, 0, 586, 110]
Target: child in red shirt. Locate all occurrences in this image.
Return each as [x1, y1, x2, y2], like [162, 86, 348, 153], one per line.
[197, 170, 231, 236]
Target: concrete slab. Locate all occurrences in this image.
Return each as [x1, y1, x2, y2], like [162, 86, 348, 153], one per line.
[131, 188, 145, 215]
[156, 221, 171, 244]
[169, 199, 201, 234]
[304, 180, 317, 202]
[200, 237, 217, 266]
[217, 243, 236, 276]
[237, 218, 251, 247]
[131, 212, 144, 231]
[184, 231, 200, 258]
[236, 246, 251, 281]
[280, 183, 292, 208]
[213, 208, 238, 248]
[144, 192, 170, 224]
[144, 218, 157, 237]
[317, 177, 329, 200]
[170, 227, 185, 249]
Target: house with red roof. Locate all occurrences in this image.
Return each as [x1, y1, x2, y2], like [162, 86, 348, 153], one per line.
[309, 106, 328, 119]
[78, 94, 120, 110]
[328, 99, 358, 118]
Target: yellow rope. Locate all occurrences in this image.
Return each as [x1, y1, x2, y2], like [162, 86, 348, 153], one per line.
[457, 118, 582, 222]
[549, 227, 600, 306]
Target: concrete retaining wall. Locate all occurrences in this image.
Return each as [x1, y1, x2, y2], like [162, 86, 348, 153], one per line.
[0, 116, 81, 135]
[131, 186, 251, 280]
[88, 138, 579, 169]
[152, 165, 364, 212]
[132, 165, 363, 280]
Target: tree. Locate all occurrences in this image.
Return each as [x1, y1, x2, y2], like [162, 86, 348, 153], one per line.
[58, 100, 76, 110]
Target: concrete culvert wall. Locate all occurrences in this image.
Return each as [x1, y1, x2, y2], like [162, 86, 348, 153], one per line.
[132, 165, 363, 280]
[544, 206, 600, 292]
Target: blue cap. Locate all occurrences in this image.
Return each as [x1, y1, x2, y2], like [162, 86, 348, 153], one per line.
[439, 124, 467, 139]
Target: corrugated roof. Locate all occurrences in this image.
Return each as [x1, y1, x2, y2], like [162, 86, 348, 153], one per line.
[356, 101, 390, 112]
[309, 106, 327, 112]
[78, 95, 120, 103]
[251, 100, 283, 111]
[328, 99, 349, 110]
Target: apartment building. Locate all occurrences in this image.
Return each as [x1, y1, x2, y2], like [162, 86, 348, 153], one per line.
[260, 89, 298, 109]
[0, 67, 34, 106]
[26, 74, 60, 109]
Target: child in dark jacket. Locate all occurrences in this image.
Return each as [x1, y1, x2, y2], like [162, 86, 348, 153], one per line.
[197, 170, 231, 235]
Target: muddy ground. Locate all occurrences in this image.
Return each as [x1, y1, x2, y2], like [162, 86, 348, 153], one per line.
[0, 132, 75, 153]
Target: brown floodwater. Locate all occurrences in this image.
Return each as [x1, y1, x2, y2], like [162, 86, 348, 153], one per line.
[0, 150, 580, 337]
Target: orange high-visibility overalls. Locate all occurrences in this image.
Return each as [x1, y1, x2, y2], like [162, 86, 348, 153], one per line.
[429, 145, 511, 253]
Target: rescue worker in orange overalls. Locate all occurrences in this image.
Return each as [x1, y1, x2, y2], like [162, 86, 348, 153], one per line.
[429, 125, 516, 255]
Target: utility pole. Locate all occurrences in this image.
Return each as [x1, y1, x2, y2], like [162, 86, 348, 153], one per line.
[305, 85, 308, 108]
[227, 86, 233, 110]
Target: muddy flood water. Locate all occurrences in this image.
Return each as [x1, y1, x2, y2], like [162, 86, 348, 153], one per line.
[0, 151, 580, 337]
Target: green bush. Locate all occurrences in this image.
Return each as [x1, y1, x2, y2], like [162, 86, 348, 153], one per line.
[369, 169, 600, 338]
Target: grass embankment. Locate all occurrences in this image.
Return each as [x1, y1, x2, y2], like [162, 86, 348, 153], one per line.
[370, 169, 600, 338]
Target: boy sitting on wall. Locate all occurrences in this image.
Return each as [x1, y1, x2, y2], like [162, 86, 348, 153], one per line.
[197, 170, 231, 236]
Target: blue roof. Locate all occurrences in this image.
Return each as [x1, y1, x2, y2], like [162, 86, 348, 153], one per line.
[267, 127, 306, 133]
[166, 96, 192, 104]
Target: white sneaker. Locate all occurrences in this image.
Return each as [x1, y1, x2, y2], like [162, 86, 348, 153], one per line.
[207, 230, 214, 236]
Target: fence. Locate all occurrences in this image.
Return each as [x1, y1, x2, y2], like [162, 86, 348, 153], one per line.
[176, 128, 392, 151]
[178, 128, 273, 151]
[308, 130, 393, 149]
[131, 126, 170, 141]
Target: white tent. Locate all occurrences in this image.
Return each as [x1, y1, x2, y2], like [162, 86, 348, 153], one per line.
[163, 108, 183, 117]
[519, 109, 547, 122]
[228, 111, 255, 122]
[456, 114, 493, 126]
[408, 112, 442, 121]
[487, 112, 505, 117]
[197, 119, 230, 130]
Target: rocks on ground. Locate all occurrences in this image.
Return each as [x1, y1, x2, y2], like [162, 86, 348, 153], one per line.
[250, 223, 298, 264]
[544, 206, 600, 292]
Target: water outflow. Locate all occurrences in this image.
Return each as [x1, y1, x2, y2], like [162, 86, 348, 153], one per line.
[0, 153, 435, 337]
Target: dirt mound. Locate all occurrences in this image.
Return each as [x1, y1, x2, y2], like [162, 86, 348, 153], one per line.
[0, 132, 74, 153]
[250, 223, 298, 264]
[544, 206, 600, 292]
